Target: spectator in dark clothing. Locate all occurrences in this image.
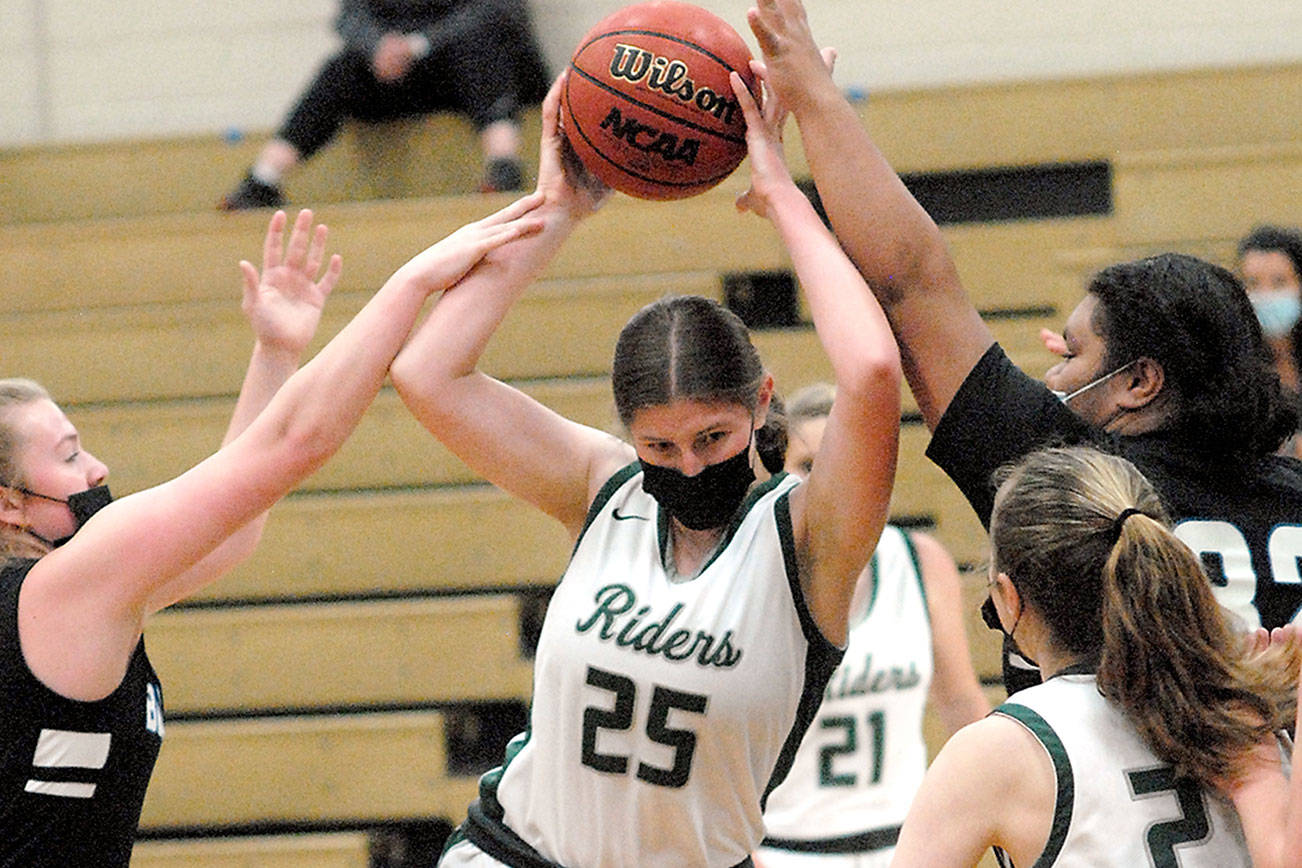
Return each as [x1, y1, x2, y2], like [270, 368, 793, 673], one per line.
[221, 0, 549, 209]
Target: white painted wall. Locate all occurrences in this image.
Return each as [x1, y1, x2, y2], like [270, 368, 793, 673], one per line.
[3, 0, 1300, 148]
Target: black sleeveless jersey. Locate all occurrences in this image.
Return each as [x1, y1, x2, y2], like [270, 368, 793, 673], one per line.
[926, 344, 1302, 687]
[0, 559, 164, 867]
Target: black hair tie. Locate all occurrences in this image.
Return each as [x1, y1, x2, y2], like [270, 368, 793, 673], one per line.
[1109, 507, 1146, 544]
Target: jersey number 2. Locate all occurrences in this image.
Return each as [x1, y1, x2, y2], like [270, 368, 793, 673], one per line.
[1126, 766, 1211, 867]
[580, 665, 708, 788]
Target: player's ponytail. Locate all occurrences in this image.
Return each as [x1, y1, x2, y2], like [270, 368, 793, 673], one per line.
[991, 446, 1296, 785]
[1097, 507, 1290, 783]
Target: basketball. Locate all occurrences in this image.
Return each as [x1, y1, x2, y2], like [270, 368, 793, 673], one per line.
[561, 1, 757, 200]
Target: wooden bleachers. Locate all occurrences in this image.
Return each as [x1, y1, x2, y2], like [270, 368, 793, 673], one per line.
[2, 61, 1298, 863]
[139, 711, 479, 830]
[147, 594, 534, 714]
[132, 832, 372, 868]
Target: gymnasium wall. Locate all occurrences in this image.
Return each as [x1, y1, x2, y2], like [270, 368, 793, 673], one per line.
[2, 0, 1300, 148]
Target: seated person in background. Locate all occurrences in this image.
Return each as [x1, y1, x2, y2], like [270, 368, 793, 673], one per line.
[755, 383, 989, 868]
[1237, 224, 1302, 457]
[891, 446, 1301, 868]
[220, 0, 548, 210]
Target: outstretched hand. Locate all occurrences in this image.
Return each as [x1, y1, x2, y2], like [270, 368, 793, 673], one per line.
[747, 0, 838, 116]
[535, 71, 612, 219]
[395, 193, 547, 294]
[240, 209, 341, 357]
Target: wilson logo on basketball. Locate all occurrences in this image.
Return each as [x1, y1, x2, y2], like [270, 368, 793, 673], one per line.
[608, 43, 741, 125]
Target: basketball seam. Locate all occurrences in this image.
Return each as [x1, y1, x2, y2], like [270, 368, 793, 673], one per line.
[567, 63, 747, 147]
[563, 83, 739, 191]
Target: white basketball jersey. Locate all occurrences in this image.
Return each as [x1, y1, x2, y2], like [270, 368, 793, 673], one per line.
[994, 673, 1251, 867]
[477, 465, 842, 868]
[759, 525, 932, 855]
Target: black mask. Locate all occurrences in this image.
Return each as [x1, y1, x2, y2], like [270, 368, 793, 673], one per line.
[981, 590, 1037, 668]
[640, 447, 755, 531]
[18, 484, 114, 547]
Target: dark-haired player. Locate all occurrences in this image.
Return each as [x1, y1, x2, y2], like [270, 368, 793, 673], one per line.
[747, 0, 1302, 690]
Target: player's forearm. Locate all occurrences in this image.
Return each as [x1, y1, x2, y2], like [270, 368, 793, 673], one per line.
[222, 342, 302, 447]
[393, 208, 577, 396]
[790, 90, 957, 309]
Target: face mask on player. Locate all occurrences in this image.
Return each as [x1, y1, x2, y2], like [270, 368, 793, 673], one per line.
[16, 484, 114, 547]
[980, 589, 1036, 667]
[1048, 360, 1138, 405]
[640, 443, 755, 531]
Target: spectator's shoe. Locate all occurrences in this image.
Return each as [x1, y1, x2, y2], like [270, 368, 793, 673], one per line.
[218, 174, 285, 211]
[480, 158, 524, 193]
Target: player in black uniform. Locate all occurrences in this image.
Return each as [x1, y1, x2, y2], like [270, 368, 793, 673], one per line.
[0, 202, 543, 865]
[746, 0, 1302, 689]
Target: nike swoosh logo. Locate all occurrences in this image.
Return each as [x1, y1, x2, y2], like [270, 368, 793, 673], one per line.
[612, 508, 650, 521]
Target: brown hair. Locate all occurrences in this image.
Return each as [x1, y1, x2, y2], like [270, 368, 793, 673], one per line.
[0, 379, 53, 563]
[611, 295, 765, 426]
[991, 446, 1297, 784]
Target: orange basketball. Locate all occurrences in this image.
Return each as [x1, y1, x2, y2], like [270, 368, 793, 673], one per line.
[561, 1, 757, 200]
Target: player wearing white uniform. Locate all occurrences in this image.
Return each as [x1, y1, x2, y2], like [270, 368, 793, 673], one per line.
[391, 70, 902, 868]
[457, 467, 839, 867]
[889, 447, 1302, 868]
[758, 526, 930, 868]
[991, 671, 1251, 868]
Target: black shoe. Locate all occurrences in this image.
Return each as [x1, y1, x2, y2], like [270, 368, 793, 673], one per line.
[218, 174, 285, 211]
[480, 158, 524, 193]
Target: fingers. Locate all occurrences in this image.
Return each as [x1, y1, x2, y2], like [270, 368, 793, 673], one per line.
[239, 260, 260, 300]
[262, 210, 288, 270]
[482, 191, 546, 226]
[317, 254, 343, 297]
[283, 209, 315, 271]
[303, 223, 329, 281]
[541, 71, 566, 144]
[821, 46, 838, 74]
[1039, 328, 1067, 356]
[730, 71, 763, 130]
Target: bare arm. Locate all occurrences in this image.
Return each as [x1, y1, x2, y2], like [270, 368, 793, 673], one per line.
[912, 530, 990, 734]
[748, 0, 993, 430]
[146, 211, 338, 611]
[891, 716, 1054, 868]
[19, 203, 544, 701]
[732, 70, 900, 647]
[391, 74, 629, 538]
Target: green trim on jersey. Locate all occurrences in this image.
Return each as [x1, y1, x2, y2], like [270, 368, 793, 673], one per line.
[762, 488, 846, 808]
[654, 470, 795, 576]
[477, 727, 533, 821]
[993, 703, 1074, 868]
[575, 462, 643, 553]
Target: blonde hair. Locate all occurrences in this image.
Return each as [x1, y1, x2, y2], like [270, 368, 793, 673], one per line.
[786, 382, 835, 424]
[0, 378, 53, 563]
[991, 446, 1297, 784]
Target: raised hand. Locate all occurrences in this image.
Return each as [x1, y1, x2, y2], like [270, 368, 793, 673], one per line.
[392, 193, 547, 294]
[747, 0, 837, 117]
[240, 209, 341, 357]
[536, 71, 612, 218]
[731, 68, 793, 221]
